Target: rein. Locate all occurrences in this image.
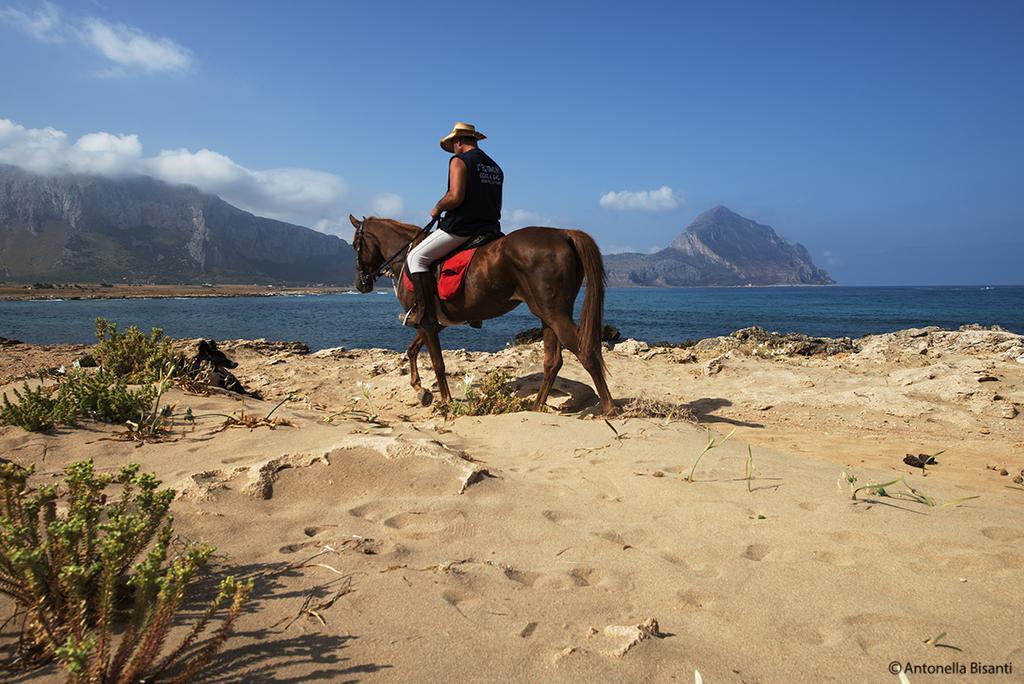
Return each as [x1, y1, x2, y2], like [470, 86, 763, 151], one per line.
[355, 216, 439, 289]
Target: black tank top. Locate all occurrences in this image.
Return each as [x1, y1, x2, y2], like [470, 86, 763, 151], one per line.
[441, 148, 503, 237]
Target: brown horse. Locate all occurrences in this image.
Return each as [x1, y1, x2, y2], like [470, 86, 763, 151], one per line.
[349, 215, 615, 415]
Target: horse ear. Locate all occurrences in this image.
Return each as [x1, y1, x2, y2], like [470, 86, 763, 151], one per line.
[349, 214, 360, 228]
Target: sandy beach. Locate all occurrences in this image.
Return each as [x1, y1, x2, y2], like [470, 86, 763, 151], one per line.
[2, 325, 1022, 682]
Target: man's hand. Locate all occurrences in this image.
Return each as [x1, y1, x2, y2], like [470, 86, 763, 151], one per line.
[430, 205, 443, 219]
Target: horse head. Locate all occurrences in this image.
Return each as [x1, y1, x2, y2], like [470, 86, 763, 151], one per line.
[350, 214, 381, 293]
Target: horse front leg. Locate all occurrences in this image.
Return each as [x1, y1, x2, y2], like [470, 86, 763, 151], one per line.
[406, 332, 432, 406]
[421, 328, 452, 402]
[531, 324, 563, 412]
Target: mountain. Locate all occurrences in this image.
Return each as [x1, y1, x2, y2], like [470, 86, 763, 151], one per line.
[603, 206, 835, 286]
[0, 165, 354, 285]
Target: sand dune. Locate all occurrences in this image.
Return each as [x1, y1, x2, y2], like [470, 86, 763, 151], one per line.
[1, 326, 1021, 681]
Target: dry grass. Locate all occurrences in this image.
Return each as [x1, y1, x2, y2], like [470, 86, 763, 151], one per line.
[618, 397, 697, 423]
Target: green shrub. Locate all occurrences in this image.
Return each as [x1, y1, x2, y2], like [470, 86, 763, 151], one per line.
[0, 376, 66, 432]
[93, 318, 184, 383]
[436, 369, 527, 417]
[1, 370, 161, 432]
[56, 369, 160, 425]
[0, 460, 252, 680]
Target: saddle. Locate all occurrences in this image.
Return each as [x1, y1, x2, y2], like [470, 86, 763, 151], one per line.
[402, 230, 504, 301]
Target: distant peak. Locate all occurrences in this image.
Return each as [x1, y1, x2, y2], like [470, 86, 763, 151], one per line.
[695, 205, 742, 221]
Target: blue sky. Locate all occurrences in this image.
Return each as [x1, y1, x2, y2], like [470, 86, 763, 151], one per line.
[1, 0, 1021, 285]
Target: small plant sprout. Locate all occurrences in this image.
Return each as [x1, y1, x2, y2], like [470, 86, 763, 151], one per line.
[356, 381, 378, 419]
[837, 471, 857, 492]
[745, 445, 755, 493]
[686, 427, 736, 482]
[922, 449, 944, 472]
[848, 474, 980, 508]
[324, 383, 387, 427]
[198, 394, 295, 433]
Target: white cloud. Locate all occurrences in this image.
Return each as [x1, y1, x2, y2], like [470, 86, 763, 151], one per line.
[0, 2, 193, 74]
[602, 244, 661, 255]
[69, 131, 142, 174]
[506, 209, 553, 229]
[0, 118, 69, 173]
[370, 193, 404, 217]
[599, 185, 680, 212]
[0, 117, 350, 230]
[0, 0, 62, 41]
[143, 149, 347, 223]
[82, 17, 192, 73]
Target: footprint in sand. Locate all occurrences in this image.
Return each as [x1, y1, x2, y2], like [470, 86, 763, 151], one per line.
[798, 501, 822, 511]
[503, 568, 542, 587]
[303, 525, 333, 537]
[676, 588, 708, 608]
[981, 527, 1024, 542]
[743, 544, 771, 561]
[382, 511, 426, 529]
[541, 509, 578, 525]
[778, 623, 826, 646]
[383, 509, 471, 539]
[843, 613, 897, 654]
[278, 540, 317, 554]
[659, 551, 721, 578]
[348, 501, 389, 523]
[812, 550, 856, 567]
[441, 589, 475, 610]
[568, 567, 604, 587]
[593, 530, 629, 546]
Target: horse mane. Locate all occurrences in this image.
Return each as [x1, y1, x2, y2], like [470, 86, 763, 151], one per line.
[369, 217, 420, 235]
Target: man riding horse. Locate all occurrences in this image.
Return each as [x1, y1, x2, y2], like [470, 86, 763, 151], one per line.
[404, 122, 503, 332]
[349, 121, 615, 415]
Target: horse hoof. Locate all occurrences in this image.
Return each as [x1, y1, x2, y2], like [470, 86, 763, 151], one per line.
[419, 389, 433, 406]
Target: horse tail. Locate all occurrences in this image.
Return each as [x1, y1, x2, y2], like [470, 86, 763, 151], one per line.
[565, 229, 607, 376]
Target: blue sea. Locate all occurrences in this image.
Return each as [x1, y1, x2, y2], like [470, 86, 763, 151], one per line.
[2, 286, 1022, 352]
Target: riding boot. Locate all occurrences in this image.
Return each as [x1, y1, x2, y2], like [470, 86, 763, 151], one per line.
[408, 271, 440, 333]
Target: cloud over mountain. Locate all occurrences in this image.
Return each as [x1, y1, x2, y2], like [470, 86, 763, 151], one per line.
[599, 185, 680, 212]
[0, 117, 348, 229]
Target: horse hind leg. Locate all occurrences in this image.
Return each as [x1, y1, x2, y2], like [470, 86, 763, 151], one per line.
[406, 332, 432, 406]
[531, 324, 563, 412]
[547, 315, 615, 415]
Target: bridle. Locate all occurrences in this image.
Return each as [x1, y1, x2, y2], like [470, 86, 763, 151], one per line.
[354, 216, 439, 290]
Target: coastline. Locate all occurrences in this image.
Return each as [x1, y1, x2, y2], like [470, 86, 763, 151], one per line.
[0, 282, 355, 301]
[6, 282, 1023, 303]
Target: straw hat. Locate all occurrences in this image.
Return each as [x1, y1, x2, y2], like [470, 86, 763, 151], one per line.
[440, 121, 486, 153]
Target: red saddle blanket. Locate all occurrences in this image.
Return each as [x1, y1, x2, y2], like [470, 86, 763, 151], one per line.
[401, 248, 478, 300]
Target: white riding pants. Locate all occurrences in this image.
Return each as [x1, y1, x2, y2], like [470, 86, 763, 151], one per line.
[406, 229, 470, 274]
